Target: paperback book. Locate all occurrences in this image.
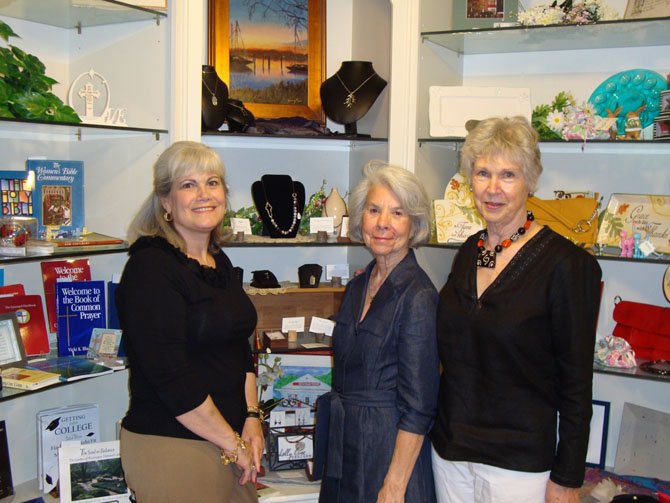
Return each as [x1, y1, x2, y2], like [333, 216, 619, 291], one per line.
[58, 440, 131, 503]
[0, 169, 32, 218]
[0, 294, 50, 355]
[56, 280, 106, 356]
[37, 403, 99, 494]
[0, 420, 13, 498]
[40, 258, 91, 334]
[28, 356, 114, 382]
[0, 367, 60, 390]
[26, 159, 84, 240]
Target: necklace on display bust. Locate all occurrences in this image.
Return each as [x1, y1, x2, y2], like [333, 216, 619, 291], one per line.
[336, 71, 378, 108]
[202, 74, 220, 106]
[262, 181, 301, 236]
[476, 211, 534, 269]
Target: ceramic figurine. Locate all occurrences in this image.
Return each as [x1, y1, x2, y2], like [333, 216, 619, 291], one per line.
[619, 230, 628, 257]
[633, 232, 643, 258]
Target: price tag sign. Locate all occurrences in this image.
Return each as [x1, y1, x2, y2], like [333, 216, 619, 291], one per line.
[282, 317, 305, 333]
[309, 316, 335, 336]
[231, 218, 252, 234]
[309, 217, 334, 234]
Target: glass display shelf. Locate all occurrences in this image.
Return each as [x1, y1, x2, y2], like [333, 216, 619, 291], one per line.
[0, 245, 129, 265]
[0, 117, 167, 140]
[252, 330, 332, 355]
[0, 365, 128, 404]
[0, 0, 166, 29]
[594, 359, 670, 384]
[422, 17, 670, 55]
[224, 237, 362, 248]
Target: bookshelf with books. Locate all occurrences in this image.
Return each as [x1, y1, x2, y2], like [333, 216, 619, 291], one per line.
[0, 0, 167, 491]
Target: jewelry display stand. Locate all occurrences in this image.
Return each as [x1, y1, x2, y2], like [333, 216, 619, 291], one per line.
[251, 175, 306, 238]
[202, 64, 229, 131]
[320, 61, 387, 137]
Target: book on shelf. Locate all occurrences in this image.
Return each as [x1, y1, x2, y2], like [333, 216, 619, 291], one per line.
[0, 169, 32, 222]
[58, 440, 131, 503]
[56, 280, 106, 356]
[27, 239, 56, 255]
[0, 367, 60, 390]
[86, 328, 125, 369]
[0, 294, 50, 355]
[26, 159, 84, 240]
[0, 420, 13, 498]
[37, 403, 100, 494]
[40, 258, 91, 334]
[0, 283, 25, 297]
[28, 356, 114, 382]
[49, 232, 125, 248]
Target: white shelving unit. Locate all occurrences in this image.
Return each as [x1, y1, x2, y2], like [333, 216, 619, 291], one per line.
[389, 0, 670, 470]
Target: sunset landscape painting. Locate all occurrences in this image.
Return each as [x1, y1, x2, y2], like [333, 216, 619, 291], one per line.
[209, 0, 325, 120]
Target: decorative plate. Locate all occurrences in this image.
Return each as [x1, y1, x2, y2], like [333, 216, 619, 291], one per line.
[664, 265, 670, 303]
[589, 69, 668, 136]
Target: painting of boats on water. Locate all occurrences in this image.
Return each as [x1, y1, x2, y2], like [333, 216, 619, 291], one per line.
[209, 0, 325, 121]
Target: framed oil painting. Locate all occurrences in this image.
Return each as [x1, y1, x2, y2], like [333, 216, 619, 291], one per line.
[208, 0, 325, 122]
[452, 0, 519, 30]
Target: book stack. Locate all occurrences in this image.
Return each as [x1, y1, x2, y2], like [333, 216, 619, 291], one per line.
[37, 404, 100, 495]
[0, 367, 60, 391]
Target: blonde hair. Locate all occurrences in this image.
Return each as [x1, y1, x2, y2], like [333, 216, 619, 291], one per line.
[127, 141, 231, 252]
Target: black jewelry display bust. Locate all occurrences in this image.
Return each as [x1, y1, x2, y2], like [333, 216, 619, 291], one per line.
[251, 175, 306, 238]
[202, 65, 229, 131]
[320, 61, 387, 136]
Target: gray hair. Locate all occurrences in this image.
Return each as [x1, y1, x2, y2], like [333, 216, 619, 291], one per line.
[348, 159, 431, 247]
[127, 141, 231, 252]
[460, 116, 543, 193]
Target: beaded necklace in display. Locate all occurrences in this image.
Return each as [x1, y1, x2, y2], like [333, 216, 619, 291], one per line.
[262, 181, 300, 235]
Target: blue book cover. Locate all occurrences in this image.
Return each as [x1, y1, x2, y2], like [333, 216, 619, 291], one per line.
[56, 280, 106, 356]
[25, 159, 84, 240]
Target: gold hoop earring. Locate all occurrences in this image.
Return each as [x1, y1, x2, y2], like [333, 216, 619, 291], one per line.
[163, 211, 173, 222]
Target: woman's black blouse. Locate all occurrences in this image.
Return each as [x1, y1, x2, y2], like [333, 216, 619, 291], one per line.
[116, 236, 257, 439]
[431, 227, 602, 488]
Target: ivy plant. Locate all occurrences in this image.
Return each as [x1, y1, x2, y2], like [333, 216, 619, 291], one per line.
[0, 19, 80, 122]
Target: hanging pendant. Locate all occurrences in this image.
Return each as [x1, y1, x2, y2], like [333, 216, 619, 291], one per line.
[344, 93, 356, 108]
[211, 94, 218, 106]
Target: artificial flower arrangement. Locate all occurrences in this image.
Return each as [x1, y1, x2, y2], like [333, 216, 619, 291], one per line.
[518, 0, 619, 26]
[532, 90, 610, 141]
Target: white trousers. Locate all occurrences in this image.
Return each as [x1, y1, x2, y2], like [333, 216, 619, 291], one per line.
[432, 446, 550, 503]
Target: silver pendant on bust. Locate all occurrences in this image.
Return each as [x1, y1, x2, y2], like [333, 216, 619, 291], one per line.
[211, 94, 218, 106]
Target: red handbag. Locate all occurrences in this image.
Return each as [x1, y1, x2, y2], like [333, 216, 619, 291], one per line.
[612, 300, 670, 360]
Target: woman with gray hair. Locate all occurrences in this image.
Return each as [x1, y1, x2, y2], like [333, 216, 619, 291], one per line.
[316, 160, 439, 503]
[116, 141, 262, 502]
[431, 117, 601, 503]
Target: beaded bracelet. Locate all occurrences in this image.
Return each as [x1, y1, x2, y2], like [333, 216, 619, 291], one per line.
[220, 432, 248, 465]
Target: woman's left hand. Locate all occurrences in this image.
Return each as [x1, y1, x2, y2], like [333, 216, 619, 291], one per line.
[242, 417, 264, 482]
[545, 479, 580, 503]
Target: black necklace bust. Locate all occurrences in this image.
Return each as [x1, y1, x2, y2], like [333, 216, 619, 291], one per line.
[201, 65, 229, 131]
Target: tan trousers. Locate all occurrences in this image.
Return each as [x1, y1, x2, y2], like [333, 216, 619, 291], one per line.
[120, 427, 258, 503]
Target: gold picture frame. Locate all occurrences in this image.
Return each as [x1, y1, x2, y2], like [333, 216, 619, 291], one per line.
[208, 0, 325, 122]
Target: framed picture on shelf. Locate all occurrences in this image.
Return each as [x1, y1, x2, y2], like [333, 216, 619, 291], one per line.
[624, 0, 670, 19]
[452, 0, 519, 30]
[208, 0, 325, 121]
[586, 400, 610, 468]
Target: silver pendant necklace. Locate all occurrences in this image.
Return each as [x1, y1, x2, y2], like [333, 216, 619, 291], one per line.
[336, 72, 377, 108]
[202, 75, 220, 106]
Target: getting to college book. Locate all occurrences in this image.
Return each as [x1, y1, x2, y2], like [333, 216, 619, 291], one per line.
[26, 159, 84, 240]
[55, 280, 106, 356]
[0, 294, 50, 355]
[37, 403, 99, 494]
[40, 259, 91, 333]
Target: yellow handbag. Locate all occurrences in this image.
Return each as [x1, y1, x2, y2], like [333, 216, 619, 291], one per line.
[527, 196, 600, 249]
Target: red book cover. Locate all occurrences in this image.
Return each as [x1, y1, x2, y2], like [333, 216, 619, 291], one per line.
[0, 294, 50, 355]
[40, 259, 91, 333]
[0, 284, 25, 297]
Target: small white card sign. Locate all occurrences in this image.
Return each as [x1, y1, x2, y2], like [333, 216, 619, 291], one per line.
[231, 218, 252, 234]
[309, 217, 335, 234]
[340, 216, 350, 237]
[309, 316, 335, 336]
[325, 264, 350, 280]
[282, 317, 305, 333]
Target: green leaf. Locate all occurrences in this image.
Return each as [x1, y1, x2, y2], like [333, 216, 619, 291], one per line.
[0, 20, 20, 43]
